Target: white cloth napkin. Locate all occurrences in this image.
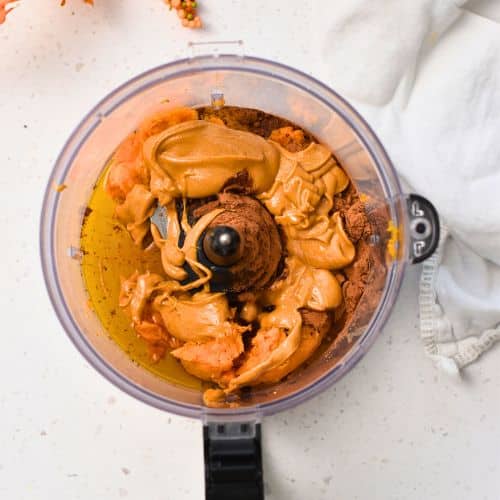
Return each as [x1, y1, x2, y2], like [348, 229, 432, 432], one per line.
[316, 0, 500, 372]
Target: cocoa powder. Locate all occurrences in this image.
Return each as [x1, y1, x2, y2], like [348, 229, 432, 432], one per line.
[193, 192, 283, 292]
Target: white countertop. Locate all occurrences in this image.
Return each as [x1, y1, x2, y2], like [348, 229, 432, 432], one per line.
[1, 1, 499, 499]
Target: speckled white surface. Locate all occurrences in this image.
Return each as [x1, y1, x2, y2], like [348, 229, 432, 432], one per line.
[1, 1, 499, 499]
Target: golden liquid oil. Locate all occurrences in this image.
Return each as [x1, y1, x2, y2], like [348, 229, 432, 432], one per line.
[80, 164, 203, 390]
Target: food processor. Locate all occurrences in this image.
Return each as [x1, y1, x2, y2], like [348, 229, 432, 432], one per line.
[40, 44, 439, 500]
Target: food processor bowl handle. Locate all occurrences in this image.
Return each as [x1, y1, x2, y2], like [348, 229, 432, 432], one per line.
[406, 194, 440, 263]
[204, 421, 264, 500]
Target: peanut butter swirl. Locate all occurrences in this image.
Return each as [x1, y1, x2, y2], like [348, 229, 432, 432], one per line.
[143, 120, 280, 204]
[259, 141, 354, 269]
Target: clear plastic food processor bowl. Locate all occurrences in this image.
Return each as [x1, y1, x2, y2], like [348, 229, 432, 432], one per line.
[40, 52, 439, 499]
